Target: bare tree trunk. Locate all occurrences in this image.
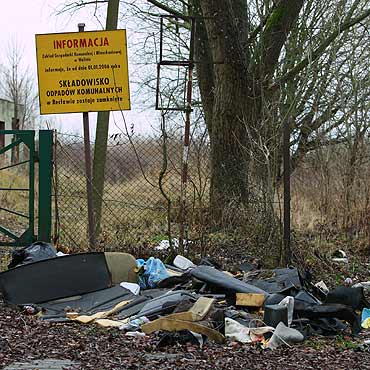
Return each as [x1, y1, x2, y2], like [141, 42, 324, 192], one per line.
[209, 89, 251, 223]
[92, 0, 120, 237]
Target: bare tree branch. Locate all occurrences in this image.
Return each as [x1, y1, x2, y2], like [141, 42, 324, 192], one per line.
[270, 7, 370, 89]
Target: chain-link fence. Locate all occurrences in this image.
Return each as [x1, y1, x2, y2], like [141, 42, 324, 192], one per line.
[54, 129, 210, 251]
[53, 127, 370, 259]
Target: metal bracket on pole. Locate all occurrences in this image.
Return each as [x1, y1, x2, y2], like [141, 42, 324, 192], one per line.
[154, 16, 198, 253]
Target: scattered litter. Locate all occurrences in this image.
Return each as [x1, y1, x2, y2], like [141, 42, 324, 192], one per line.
[264, 304, 288, 328]
[120, 282, 140, 295]
[361, 308, 370, 329]
[67, 299, 132, 324]
[136, 257, 169, 289]
[278, 296, 294, 326]
[354, 282, 370, 291]
[266, 322, 304, 349]
[173, 255, 195, 270]
[0, 252, 111, 304]
[236, 293, 265, 307]
[225, 318, 273, 343]
[325, 286, 370, 311]
[190, 265, 268, 295]
[142, 317, 225, 343]
[315, 281, 329, 294]
[1, 245, 369, 353]
[56, 251, 69, 257]
[95, 319, 128, 328]
[332, 249, 348, 263]
[120, 316, 150, 331]
[8, 241, 57, 268]
[190, 330, 204, 347]
[155, 239, 192, 251]
[125, 331, 146, 338]
[105, 252, 137, 284]
[22, 304, 39, 315]
[155, 239, 179, 251]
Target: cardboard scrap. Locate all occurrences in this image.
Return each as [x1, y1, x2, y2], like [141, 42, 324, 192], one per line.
[142, 317, 225, 343]
[141, 297, 223, 343]
[164, 297, 215, 322]
[236, 293, 265, 307]
[95, 318, 129, 328]
[67, 300, 132, 324]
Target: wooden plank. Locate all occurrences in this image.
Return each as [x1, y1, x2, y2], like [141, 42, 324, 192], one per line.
[236, 293, 265, 307]
[163, 297, 215, 322]
[190, 297, 215, 320]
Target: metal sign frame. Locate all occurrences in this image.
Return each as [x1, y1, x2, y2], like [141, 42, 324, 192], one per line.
[35, 29, 131, 114]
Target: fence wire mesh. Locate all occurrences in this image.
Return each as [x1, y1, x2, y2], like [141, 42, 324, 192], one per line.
[54, 130, 210, 251]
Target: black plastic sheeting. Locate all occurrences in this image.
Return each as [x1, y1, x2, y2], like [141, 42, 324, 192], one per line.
[0, 253, 111, 305]
[38, 287, 196, 324]
[134, 290, 197, 320]
[39, 285, 136, 321]
[262, 278, 364, 336]
[325, 286, 370, 311]
[190, 266, 268, 296]
[245, 267, 303, 294]
[294, 302, 361, 335]
[115, 289, 169, 321]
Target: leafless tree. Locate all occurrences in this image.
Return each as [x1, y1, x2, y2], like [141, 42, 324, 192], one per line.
[0, 40, 38, 130]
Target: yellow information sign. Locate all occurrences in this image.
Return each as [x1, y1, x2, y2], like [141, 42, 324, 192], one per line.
[36, 30, 130, 114]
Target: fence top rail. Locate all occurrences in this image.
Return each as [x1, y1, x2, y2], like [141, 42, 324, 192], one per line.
[0, 130, 35, 134]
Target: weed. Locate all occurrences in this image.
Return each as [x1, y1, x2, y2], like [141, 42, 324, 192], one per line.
[335, 335, 358, 349]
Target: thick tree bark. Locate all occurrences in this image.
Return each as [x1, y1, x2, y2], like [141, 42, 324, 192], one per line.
[198, 0, 252, 222]
[196, 0, 304, 225]
[192, 0, 215, 134]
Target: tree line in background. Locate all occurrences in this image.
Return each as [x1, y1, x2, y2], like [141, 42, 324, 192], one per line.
[0, 41, 37, 131]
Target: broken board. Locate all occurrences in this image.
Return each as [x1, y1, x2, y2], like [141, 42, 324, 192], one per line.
[236, 293, 265, 307]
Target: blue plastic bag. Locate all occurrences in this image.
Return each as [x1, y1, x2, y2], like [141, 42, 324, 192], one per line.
[136, 257, 169, 289]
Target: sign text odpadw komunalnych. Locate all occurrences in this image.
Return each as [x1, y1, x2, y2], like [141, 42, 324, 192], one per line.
[36, 30, 130, 114]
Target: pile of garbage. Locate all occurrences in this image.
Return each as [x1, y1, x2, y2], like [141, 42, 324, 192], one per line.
[1, 241, 370, 349]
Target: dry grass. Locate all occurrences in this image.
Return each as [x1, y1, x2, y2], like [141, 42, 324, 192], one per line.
[291, 145, 370, 238]
[0, 169, 31, 241]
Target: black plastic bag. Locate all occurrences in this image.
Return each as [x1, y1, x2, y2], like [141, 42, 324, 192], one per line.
[8, 241, 57, 269]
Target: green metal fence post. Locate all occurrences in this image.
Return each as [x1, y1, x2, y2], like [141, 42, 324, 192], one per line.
[18, 130, 36, 245]
[38, 130, 53, 242]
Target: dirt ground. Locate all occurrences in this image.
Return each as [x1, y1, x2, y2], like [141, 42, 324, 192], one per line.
[1, 298, 370, 370]
[1, 237, 370, 370]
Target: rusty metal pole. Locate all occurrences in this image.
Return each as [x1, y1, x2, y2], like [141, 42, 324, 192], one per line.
[179, 18, 195, 255]
[79, 23, 96, 249]
[283, 120, 291, 265]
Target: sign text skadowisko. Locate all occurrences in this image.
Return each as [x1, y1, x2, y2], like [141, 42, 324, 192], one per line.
[36, 30, 130, 114]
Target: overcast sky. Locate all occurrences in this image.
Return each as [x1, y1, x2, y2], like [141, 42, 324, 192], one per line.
[0, 0, 157, 137]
